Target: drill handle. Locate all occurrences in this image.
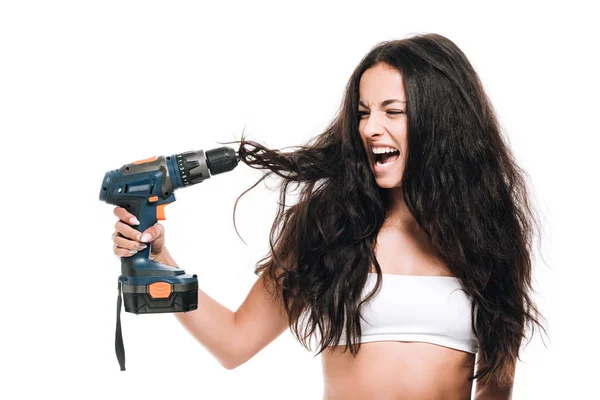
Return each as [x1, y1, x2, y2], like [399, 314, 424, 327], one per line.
[116, 194, 177, 278]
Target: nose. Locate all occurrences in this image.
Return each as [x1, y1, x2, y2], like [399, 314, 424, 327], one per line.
[363, 113, 384, 138]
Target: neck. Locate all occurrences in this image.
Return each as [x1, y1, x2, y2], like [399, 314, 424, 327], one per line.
[382, 187, 419, 231]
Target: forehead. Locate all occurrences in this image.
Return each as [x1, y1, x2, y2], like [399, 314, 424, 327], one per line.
[359, 63, 405, 101]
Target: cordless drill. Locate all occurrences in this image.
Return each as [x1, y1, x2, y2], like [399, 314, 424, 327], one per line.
[99, 146, 239, 370]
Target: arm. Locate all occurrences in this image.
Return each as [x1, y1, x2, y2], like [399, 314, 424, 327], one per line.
[155, 247, 289, 370]
[473, 351, 515, 400]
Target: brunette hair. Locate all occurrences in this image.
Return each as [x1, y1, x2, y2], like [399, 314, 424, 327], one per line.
[220, 32, 548, 387]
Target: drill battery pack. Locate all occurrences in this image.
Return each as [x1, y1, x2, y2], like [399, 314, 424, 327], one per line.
[119, 275, 198, 314]
[114, 272, 198, 370]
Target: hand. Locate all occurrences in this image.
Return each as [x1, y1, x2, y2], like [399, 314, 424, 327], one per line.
[112, 206, 166, 261]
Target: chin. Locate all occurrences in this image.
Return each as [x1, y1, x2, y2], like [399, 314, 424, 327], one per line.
[375, 179, 402, 189]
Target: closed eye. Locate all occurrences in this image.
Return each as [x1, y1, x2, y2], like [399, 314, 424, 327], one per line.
[357, 110, 405, 119]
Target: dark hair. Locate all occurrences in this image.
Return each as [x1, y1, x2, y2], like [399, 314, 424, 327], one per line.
[220, 32, 549, 387]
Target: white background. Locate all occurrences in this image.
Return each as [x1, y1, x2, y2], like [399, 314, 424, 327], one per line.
[1, 1, 598, 399]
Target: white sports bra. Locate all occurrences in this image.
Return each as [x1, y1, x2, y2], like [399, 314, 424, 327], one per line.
[327, 273, 478, 354]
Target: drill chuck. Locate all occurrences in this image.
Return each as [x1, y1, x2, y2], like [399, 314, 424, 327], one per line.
[206, 147, 239, 175]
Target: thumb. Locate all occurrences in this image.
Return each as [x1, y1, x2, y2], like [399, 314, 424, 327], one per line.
[140, 223, 164, 243]
[142, 223, 165, 255]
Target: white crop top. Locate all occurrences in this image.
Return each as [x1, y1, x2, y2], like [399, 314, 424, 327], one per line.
[327, 273, 478, 354]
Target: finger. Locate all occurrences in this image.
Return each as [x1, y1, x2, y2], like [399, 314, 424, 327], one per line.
[113, 242, 140, 258]
[113, 232, 148, 251]
[115, 220, 144, 241]
[113, 206, 140, 226]
[140, 223, 164, 243]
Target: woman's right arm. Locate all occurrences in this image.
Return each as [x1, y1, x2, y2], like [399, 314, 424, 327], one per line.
[155, 247, 290, 370]
[112, 207, 289, 370]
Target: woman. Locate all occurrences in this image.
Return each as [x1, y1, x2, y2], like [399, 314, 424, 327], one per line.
[111, 33, 547, 399]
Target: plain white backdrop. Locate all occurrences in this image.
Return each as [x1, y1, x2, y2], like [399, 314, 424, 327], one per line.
[1, 1, 598, 399]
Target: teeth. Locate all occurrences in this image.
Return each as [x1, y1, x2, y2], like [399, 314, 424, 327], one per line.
[372, 146, 399, 154]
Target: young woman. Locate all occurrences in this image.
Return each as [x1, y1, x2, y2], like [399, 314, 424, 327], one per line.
[111, 33, 547, 399]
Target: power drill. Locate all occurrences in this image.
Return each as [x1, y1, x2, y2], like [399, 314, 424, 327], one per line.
[99, 146, 239, 370]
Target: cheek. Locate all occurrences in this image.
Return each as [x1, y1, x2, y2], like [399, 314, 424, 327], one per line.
[395, 130, 408, 153]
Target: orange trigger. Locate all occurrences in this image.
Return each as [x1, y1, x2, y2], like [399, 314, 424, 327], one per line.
[156, 204, 167, 220]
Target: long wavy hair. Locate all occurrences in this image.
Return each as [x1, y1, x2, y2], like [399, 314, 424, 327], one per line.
[220, 33, 548, 387]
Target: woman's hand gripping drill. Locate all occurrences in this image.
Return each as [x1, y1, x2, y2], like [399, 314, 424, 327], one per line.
[111, 206, 166, 262]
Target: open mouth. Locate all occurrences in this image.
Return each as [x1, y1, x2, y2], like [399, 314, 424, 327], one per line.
[374, 149, 400, 168]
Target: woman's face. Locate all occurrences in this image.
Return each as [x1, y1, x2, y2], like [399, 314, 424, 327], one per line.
[357, 62, 408, 189]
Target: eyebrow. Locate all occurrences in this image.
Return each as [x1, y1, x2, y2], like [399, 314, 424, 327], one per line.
[359, 99, 406, 108]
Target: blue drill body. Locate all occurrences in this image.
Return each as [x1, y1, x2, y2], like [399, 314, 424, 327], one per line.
[99, 146, 239, 370]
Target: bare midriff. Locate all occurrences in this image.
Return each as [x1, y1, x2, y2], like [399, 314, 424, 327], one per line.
[321, 341, 476, 400]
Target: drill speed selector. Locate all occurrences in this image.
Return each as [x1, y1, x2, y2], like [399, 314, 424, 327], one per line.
[175, 150, 209, 186]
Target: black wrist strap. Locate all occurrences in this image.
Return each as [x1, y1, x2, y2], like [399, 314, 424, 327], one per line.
[116, 277, 126, 371]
